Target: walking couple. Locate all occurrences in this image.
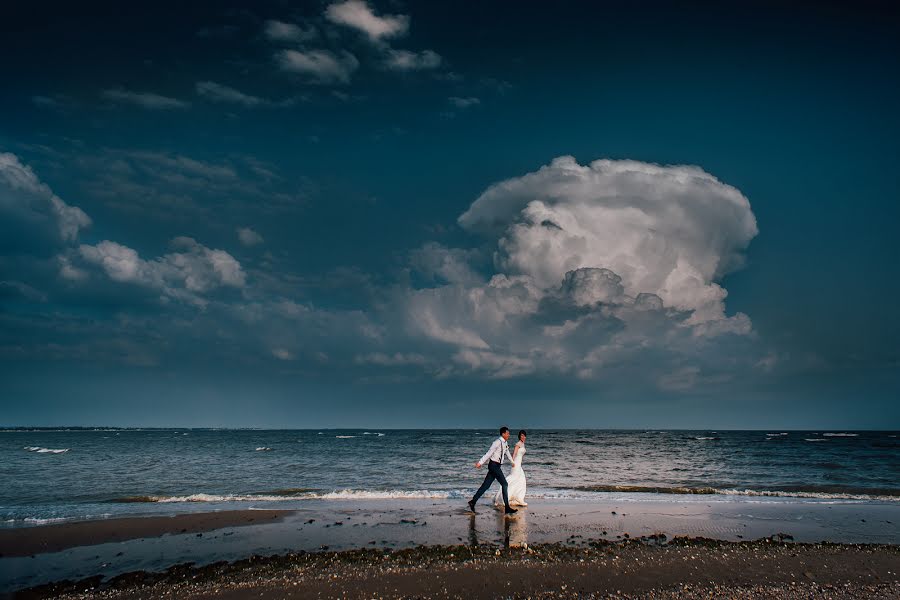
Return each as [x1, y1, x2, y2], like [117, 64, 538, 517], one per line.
[468, 427, 527, 514]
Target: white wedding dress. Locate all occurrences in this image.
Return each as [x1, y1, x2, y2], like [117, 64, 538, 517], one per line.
[494, 443, 527, 507]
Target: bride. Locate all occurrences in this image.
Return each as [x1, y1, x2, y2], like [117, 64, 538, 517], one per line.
[495, 430, 527, 507]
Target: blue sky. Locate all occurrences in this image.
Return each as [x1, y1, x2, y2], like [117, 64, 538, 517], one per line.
[1, 1, 898, 428]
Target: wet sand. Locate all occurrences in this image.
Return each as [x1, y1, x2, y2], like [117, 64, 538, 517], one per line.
[2, 497, 899, 596]
[15, 541, 900, 599]
[0, 511, 289, 558]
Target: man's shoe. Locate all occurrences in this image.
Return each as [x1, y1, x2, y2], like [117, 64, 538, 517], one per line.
[467, 500, 477, 513]
[505, 506, 517, 514]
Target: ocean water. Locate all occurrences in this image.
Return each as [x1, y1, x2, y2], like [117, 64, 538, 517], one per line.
[2, 429, 898, 525]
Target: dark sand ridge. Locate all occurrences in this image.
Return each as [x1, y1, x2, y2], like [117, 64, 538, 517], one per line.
[15, 541, 900, 599]
[0, 511, 290, 558]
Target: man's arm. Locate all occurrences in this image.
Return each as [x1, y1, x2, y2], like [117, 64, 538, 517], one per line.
[476, 439, 500, 467]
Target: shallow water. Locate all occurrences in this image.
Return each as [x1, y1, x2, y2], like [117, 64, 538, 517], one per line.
[1, 429, 898, 523]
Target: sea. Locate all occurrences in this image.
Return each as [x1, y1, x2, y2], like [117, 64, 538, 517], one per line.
[2, 429, 898, 526]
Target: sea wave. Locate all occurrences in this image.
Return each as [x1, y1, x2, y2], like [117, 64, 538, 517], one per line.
[564, 484, 900, 501]
[821, 433, 859, 437]
[111, 489, 471, 503]
[23, 446, 69, 454]
[255, 447, 273, 451]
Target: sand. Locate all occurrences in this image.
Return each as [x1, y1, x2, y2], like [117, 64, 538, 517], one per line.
[0, 511, 290, 558]
[14, 540, 900, 599]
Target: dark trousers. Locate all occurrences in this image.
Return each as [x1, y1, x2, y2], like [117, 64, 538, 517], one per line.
[471, 460, 510, 508]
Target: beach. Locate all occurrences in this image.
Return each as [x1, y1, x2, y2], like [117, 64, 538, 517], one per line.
[4, 496, 900, 597]
[3, 429, 898, 596]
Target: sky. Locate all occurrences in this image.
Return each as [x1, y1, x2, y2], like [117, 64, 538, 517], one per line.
[1, 1, 899, 428]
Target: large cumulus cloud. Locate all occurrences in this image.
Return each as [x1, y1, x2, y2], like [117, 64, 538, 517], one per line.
[385, 157, 761, 385]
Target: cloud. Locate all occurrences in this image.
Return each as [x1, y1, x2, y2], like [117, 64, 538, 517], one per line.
[449, 96, 480, 109]
[408, 242, 483, 286]
[272, 348, 294, 360]
[325, 0, 409, 41]
[354, 352, 427, 366]
[263, 20, 318, 43]
[277, 49, 359, 84]
[265, 2, 439, 85]
[0, 280, 48, 303]
[77, 237, 245, 306]
[384, 49, 441, 71]
[196, 81, 291, 108]
[125, 150, 237, 181]
[101, 88, 190, 110]
[0, 152, 91, 253]
[237, 227, 264, 247]
[69, 148, 308, 220]
[459, 156, 758, 323]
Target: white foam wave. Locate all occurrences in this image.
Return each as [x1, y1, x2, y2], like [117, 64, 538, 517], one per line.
[255, 447, 273, 451]
[4, 514, 114, 525]
[109, 484, 900, 505]
[23, 446, 69, 454]
[156, 493, 293, 503]
[694, 437, 718, 440]
[335, 435, 356, 439]
[716, 488, 897, 502]
[127, 490, 469, 503]
[822, 433, 859, 437]
[805, 438, 827, 442]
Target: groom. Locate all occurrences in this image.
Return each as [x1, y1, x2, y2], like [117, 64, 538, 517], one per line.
[468, 426, 517, 514]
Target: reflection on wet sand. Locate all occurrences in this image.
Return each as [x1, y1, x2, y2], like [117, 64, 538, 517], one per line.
[504, 509, 528, 547]
[467, 508, 529, 548]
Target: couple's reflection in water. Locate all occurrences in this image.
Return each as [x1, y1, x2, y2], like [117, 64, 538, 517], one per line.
[468, 507, 528, 548]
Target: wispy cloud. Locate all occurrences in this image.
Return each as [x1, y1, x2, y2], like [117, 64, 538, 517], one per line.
[449, 96, 480, 109]
[101, 88, 190, 110]
[195, 81, 297, 108]
[385, 49, 441, 71]
[263, 19, 318, 43]
[237, 227, 264, 247]
[196, 81, 267, 107]
[276, 49, 359, 84]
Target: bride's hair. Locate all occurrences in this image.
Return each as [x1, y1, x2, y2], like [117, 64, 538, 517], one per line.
[518, 430, 526, 441]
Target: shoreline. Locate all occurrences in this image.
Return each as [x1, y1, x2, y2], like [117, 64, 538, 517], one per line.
[15, 540, 900, 599]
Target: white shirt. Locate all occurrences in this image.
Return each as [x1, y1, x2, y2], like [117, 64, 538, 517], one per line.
[479, 437, 515, 466]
